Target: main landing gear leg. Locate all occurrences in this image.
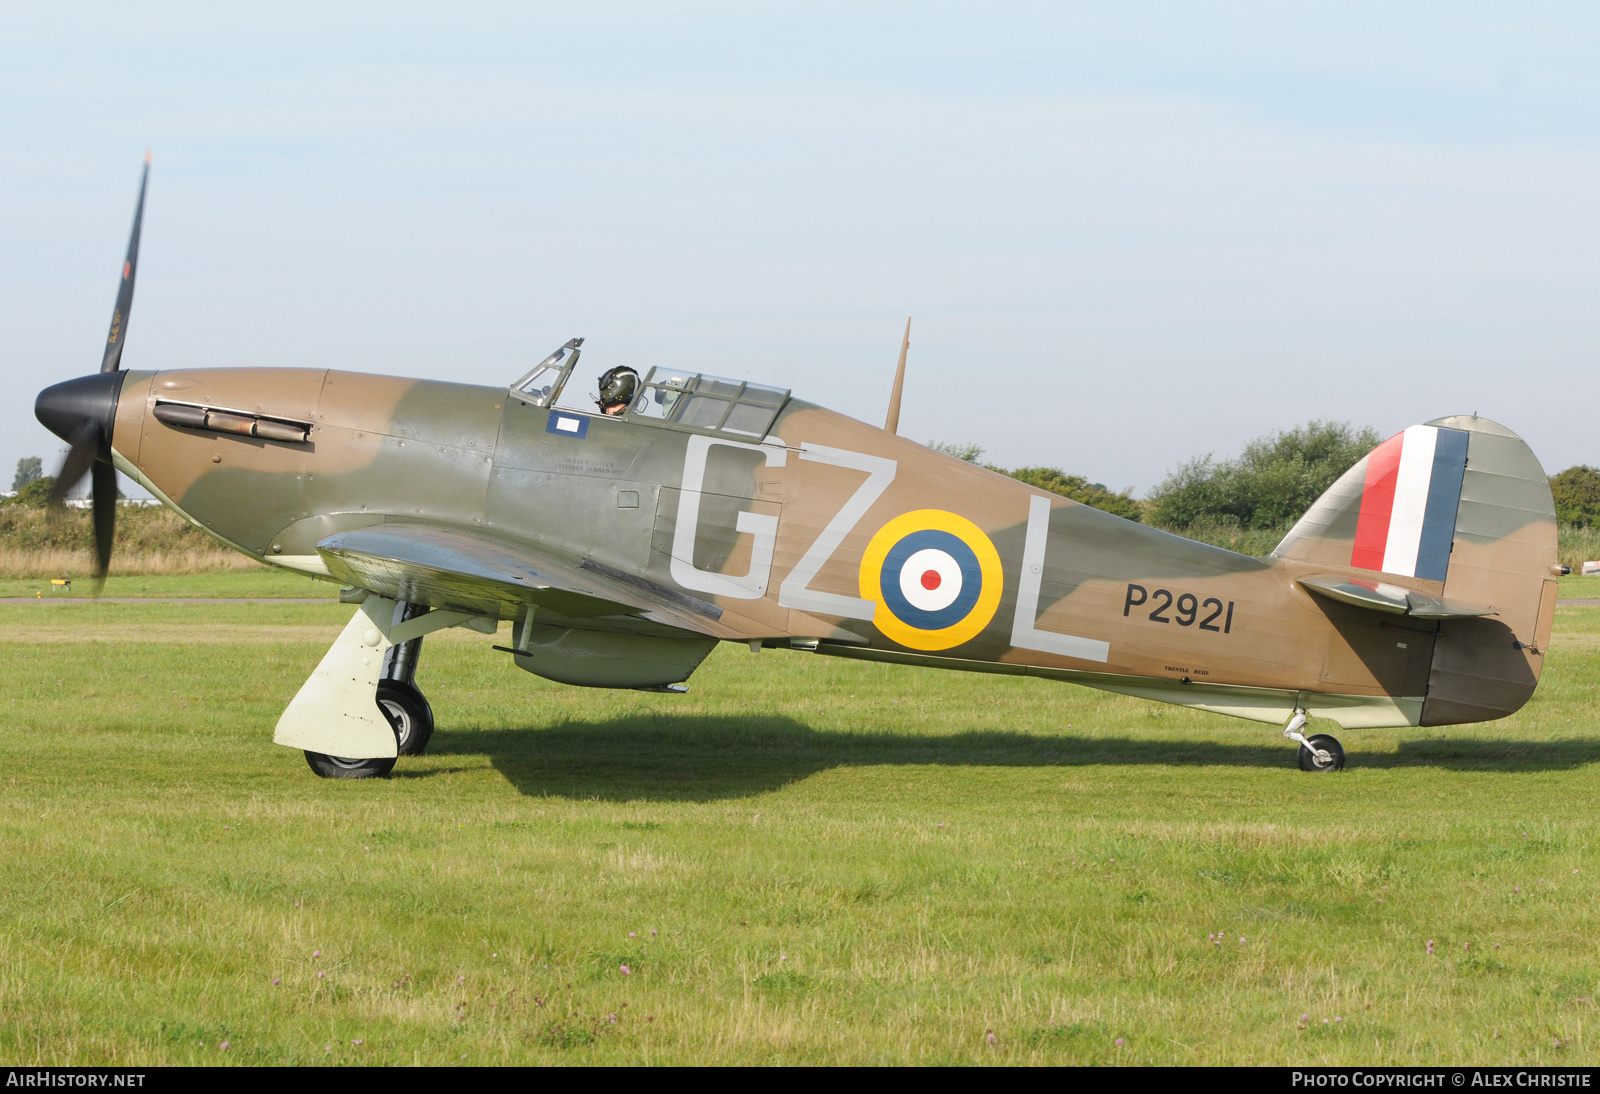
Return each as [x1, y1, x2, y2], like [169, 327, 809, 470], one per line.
[1283, 710, 1345, 772]
[378, 601, 435, 757]
[277, 595, 495, 778]
[276, 599, 402, 779]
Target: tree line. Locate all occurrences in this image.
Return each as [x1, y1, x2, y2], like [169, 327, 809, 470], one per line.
[933, 424, 1600, 539]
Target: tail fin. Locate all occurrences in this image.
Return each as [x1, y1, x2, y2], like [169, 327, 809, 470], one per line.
[1274, 416, 1559, 725]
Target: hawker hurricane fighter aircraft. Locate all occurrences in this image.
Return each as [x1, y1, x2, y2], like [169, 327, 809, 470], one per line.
[35, 162, 1565, 777]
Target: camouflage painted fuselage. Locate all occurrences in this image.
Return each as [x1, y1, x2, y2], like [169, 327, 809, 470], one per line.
[108, 367, 1560, 730]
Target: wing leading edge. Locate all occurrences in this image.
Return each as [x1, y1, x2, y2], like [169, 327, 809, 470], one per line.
[315, 524, 728, 639]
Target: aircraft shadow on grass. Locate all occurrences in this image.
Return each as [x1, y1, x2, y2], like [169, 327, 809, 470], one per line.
[408, 715, 1600, 801]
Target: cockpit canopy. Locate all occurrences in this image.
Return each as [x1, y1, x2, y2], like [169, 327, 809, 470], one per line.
[509, 338, 583, 408]
[627, 368, 789, 440]
[509, 340, 790, 441]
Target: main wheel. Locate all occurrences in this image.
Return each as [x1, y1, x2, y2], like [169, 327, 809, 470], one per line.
[303, 750, 397, 779]
[1297, 733, 1346, 772]
[377, 679, 434, 756]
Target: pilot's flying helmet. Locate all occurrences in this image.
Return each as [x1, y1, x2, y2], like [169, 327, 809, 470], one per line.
[596, 366, 640, 410]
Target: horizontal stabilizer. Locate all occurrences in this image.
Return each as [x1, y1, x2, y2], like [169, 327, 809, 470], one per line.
[1298, 573, 1495, 620]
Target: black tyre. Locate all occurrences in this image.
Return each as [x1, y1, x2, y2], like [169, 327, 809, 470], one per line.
[1297, 733, 1346, 772]
[377, 679, 434, 756]
[303, 750, 397, 779]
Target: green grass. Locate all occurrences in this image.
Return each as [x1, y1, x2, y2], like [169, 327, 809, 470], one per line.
[0, 569, 337, 599]
[1560, 574, 1600, 599]
[1, 602, 1599, 1064]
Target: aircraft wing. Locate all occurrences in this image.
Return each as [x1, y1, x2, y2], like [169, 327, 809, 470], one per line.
[314, 524, 729, 638]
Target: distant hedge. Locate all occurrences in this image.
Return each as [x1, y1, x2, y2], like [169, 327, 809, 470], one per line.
[1002, 467, 1142, 522]
[1550, 465, 1600, 528]
[929, 441, 1142, 521]
[1147, 421, 1380, 531]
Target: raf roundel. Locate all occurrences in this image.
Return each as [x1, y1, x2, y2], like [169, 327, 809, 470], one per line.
[858, 510, 1004, 651]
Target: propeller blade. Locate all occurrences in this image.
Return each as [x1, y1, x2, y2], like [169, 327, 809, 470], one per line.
[47, 422, 101, 508]
[90, 460, 116, 580]
[100, 151, 150, 374]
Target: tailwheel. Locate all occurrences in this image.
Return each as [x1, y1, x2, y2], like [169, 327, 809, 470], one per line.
[303, 751, 397, 779]
[377, 679, 434, 756]
[1297, 733, 1346, 772]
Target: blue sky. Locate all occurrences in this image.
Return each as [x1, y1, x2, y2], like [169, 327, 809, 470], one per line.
[3, 3, 1598, 495]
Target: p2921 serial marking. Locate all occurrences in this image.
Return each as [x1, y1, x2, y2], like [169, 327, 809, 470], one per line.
[1124, 584, 1233, 632]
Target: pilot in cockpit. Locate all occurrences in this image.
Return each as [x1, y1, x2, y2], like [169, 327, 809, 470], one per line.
[595, 367, 640, 416]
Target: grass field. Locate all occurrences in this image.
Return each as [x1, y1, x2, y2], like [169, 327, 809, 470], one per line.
[1, 589, 1598, 1065]
[0, 569, 336, 600]
[1561, 575, 1600, 599]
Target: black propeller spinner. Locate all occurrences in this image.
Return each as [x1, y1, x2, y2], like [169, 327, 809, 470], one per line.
[34, 152, 150, 583]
